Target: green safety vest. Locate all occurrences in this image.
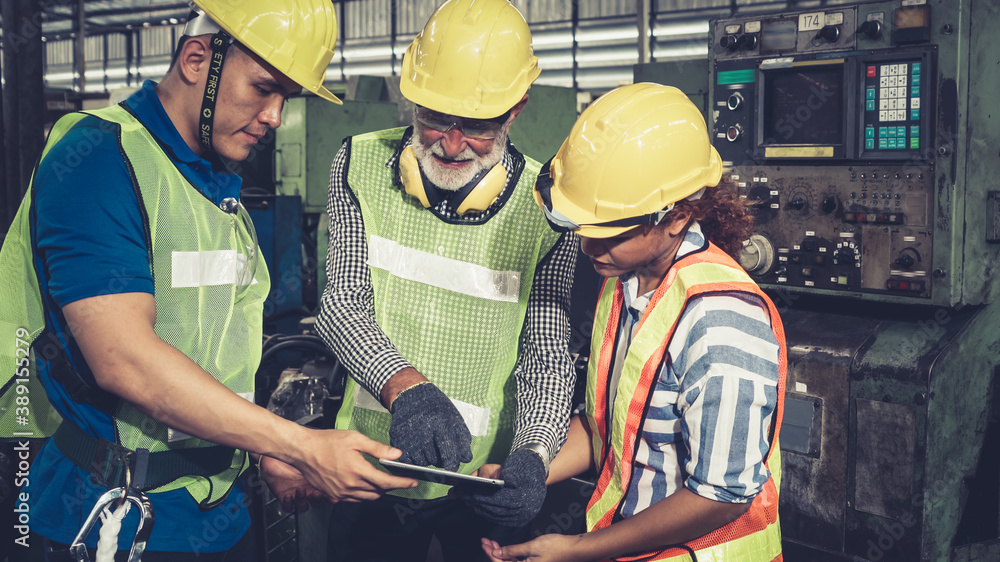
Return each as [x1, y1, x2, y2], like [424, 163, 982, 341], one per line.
[0, 104, 270, 508]
[585, 243, 786, 562]
[336, 128, 560, 499]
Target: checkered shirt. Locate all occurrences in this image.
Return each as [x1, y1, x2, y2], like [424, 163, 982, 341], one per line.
[315, 129, 578, 461]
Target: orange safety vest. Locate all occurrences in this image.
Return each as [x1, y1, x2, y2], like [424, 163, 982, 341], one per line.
[584, 242, 786, 562]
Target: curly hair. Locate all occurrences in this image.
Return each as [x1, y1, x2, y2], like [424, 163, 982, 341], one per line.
[672, 180, 754, 259]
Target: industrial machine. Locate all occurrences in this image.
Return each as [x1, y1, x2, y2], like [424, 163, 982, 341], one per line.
[708, 1, 1000, 559]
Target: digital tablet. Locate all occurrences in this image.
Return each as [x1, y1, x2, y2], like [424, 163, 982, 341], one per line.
[379, 459, 504, 489]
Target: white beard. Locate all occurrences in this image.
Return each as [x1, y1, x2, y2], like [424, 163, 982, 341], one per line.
[411, 121, 509, 191]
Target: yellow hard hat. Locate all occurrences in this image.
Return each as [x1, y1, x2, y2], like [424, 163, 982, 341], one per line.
[400, 0, 540, 119]
[192, 0, 342, 104]
[535, 83, 722, 238]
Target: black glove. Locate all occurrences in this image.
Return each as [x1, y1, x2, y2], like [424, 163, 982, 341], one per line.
[388, 382, 472, 471]
[461, 448, 547, 527]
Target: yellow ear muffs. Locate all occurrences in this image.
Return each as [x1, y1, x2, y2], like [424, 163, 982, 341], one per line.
[453, 162, 506, 215]
[400, 145, 432, 208]
[398, 144, 507, 215]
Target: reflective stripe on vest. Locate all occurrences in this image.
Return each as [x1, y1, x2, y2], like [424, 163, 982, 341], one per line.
[584, 243, 786, 562]
[335, 128, 560, 500]
[0, 104, 269, 508]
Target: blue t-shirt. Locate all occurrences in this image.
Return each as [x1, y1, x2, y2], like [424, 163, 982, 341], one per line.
[25, 80, 250, 553]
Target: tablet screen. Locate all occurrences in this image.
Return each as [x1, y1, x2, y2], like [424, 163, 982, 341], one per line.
[379, 459, 504, 489]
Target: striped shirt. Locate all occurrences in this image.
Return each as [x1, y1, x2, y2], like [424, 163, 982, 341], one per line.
[617, 222, 780, 517]
[315, 129, 578, 460]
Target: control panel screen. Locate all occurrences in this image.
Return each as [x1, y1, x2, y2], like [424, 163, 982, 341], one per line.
[762, 66, 844, 145]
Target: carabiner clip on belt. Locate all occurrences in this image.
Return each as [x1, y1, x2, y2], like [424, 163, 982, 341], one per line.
[69, 446, 155, 562]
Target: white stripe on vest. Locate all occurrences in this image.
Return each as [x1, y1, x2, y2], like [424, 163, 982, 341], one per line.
[367, 235, 521, 303]
[171, 250, 256, 288]
[353, 387, 491, 437]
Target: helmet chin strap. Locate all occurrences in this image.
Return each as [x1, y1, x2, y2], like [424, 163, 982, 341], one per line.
[197, 29, 232, 151]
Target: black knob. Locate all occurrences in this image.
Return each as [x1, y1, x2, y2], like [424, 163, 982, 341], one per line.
[737, 33, 758, 50]
[818, 25, 841, 43]
[895, 254, 916, 269]
[720, 35, 740, 51]
[788, 197, 806, 211]
[856, 20, 883, 40]
[822, 195, 838, 214]
[835, 248, 856, 263]
[747, 186, 770, 203]
[727, 92, 744, 111]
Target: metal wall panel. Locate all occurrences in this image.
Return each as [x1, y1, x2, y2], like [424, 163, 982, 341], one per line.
[396, 1, 438, 35]
[343, 0, 392, 39]
[657, 0, 731, 9]
[517, 0, 573, 23]
[45, 39, 74, 66]
[138, 25, 175, 59]
[85, 35, 102, 63]
[578, 0, 635, 19]
[106, 33, 126, 61]
[38, 0, 853, 95]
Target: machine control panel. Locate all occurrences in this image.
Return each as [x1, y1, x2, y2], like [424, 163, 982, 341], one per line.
[730, 165, 933, 296]
[714, 8, 860, 60]
[712, 4, 941, 301]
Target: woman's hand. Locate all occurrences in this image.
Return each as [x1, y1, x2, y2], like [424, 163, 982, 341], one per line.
[480, 534, 590, 562]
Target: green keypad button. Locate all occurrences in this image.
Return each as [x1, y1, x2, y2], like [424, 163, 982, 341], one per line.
[879, 127, 888, 138]
[888, 128, 897, 138]
[911, 109, 920, 120]
[866, 127, 874, 138]
[879, 138, 888, 149]
[867, 88, 876, 100]
[912, 85, 920, 97]
[867, 100, 876, 111]
[897, 126, 906, 137]
[912, 74, 921, 85]
[911, 125, 919, 137]
[888, 138, 897, 149]
[866, 139, 875, 150]
[910, 138, 919, 149]
[912, 62, 921, 74]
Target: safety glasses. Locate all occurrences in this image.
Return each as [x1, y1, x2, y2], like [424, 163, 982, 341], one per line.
[534, 157, 673, 234]
[415, 106, 509, 140]
[220, 197, 260, 293]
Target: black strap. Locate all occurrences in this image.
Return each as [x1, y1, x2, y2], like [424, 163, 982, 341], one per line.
[40, 329, 119, 415]
[198, 30, 232, 150]
[52, 421, 239, 491]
